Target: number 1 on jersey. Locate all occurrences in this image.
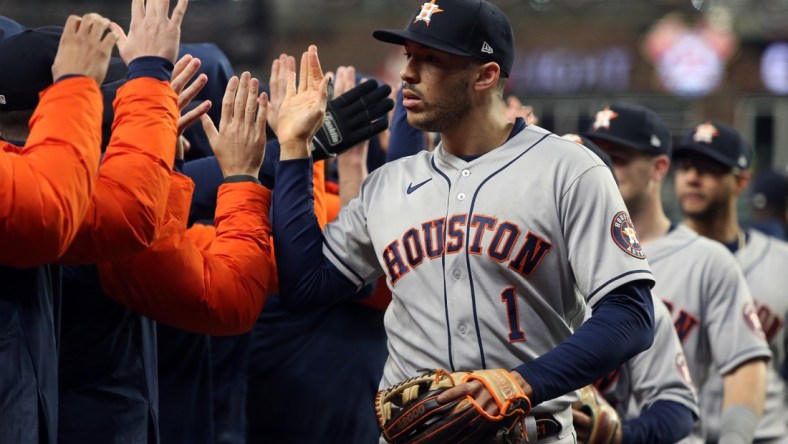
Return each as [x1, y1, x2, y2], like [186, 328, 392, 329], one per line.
[501, 287, 525, 342]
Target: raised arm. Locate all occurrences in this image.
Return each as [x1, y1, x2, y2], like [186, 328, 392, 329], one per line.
[99, 70, 274, 335]
[58, 0, 188, 263]
[0, 14, 115, 267]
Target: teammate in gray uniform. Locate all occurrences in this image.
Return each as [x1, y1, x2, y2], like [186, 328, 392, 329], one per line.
[563, 129, 699, 443]
[584, 104, 771, 444]
[672, 121, 788, 444]
[271, 2, 657, 442]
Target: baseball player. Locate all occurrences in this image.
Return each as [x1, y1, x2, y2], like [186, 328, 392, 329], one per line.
[584, 104, 771, 443]
[671, 121, 788, 444]
[270, 1, 658, 441]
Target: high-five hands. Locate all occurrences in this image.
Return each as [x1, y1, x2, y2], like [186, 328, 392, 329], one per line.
[111, 0, 189, 66]
[201, 72, 268, 178]
[52, 13, 118, 85]
[277, 45, 329, 160]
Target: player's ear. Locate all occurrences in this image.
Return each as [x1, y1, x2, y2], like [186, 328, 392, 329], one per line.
[473, 62, 500, 93]
[653, 154, 670, 181]
[733, 169, 751, 195]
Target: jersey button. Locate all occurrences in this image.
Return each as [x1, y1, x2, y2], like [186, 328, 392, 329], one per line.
[452, 269, 462, 280]
[461, 169, 471, 177]
[458, 324, 468, 334]
[457, 193, 466, 201]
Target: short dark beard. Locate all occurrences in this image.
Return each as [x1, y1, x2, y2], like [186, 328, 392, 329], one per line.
[408, 77, 471, 133]
[682, 197, 726, 224]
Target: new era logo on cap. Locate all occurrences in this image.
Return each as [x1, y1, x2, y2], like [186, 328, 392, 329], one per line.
[650, 134, 661, 147]
[0, 95, 5, 105]
[481, 41, 493, 54]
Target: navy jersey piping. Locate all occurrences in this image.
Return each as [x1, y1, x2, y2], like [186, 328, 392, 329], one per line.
[431, 156, 455, 370]
[740, 234, 771, 276]
[587, 269, 653, 301]
[323, 240, 367, 287]
[464, 132, 550, 369]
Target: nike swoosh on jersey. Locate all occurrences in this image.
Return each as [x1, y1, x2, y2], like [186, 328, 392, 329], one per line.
[406, 178, 433, 194]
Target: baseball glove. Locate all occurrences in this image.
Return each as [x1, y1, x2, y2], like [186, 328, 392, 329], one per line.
[572, 385, 620, 444]
[375, 368, 531, 444]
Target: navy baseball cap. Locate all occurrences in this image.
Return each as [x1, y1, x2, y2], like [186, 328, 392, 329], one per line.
[674, 120, 752, 170]
[372, 0, 515, 77]
[0, 16, 25, 43]
[0, 26, 127, 112]
[749, 170, 787, 212]
[583, 103, 672, 157]
[562, 133, 618, 183]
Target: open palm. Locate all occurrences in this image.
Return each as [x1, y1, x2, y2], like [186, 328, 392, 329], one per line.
[276, 45, 329, 150]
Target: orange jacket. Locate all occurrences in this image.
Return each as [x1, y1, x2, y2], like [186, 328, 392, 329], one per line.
[57, 78, 178, 264]
[98, 172, 272, 336]
[0, 77, 102, 267]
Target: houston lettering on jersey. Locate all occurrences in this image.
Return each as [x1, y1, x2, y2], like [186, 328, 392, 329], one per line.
[755, 300, 785, 343]
[662, 299, 700, 344]
[382, 214, 552, 285]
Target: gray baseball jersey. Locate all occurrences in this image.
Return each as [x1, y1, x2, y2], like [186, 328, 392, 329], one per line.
[645, 224, 771, 442]
[699, 229, 788, 442]
[322, 125, 655, 437]
[589, 295, 700, 439]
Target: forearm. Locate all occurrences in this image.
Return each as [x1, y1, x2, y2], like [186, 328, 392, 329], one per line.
[100, 180, 272, 335]
[57, 60, 179, 263]
[272, 157, 358, 308]
[621, 400, 695, 444]
[718, 359, 768, 444]
[515, 281, 655, 404]
[337, 147, 368, 206]
[0, 78, 103, 266]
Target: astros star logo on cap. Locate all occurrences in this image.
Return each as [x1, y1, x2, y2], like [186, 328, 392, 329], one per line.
[593, 106, 619, 130]
[692, 122, 719, 144]
[414, 0, 443, 26]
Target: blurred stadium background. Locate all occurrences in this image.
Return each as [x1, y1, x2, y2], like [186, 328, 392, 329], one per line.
[3, 0, 788, 218]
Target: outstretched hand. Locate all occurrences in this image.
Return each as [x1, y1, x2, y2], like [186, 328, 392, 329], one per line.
[171, 54, 211, 136]
[201, 71, 268, 178]
[111, 0, 188, 66]
[277, 45, 329, 160]
[52, 14, 118, 85]
[266, 53, 296, 134]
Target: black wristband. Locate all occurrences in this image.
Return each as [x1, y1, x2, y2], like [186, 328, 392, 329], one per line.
[223, 174, 261, 185]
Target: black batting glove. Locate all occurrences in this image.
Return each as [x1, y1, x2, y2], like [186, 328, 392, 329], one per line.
[311, 79, 394, 161]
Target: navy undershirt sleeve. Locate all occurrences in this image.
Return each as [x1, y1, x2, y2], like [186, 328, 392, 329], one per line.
[515, 281, 655, 405]
[127, 56, 173, 82]
[622, 400, 696, 444]
[272, 157, 360, 309]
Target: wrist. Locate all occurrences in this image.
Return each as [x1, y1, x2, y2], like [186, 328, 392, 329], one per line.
[223, 174, 261, 185]
[279, 139, 311, 160]
[510, 370, 532, 398]
[222, 168, 262, 178]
